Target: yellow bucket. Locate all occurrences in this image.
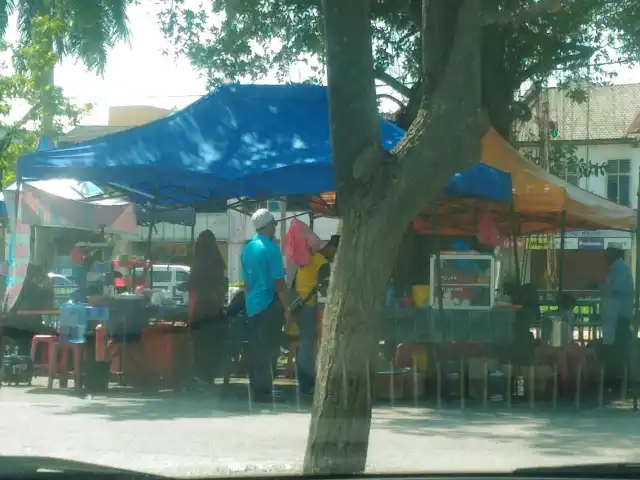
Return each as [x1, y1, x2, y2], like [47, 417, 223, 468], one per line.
[412, 285, 430, 307]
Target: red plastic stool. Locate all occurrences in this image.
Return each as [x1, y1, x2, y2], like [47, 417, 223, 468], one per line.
[47, 342, 85, 390]
[30, 334, 58, 376]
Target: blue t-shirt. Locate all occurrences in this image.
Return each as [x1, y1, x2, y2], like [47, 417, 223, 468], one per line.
[241, 234, 285, 317]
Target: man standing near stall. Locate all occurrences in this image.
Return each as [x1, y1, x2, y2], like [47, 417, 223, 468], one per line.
[241, 209, 291, 401]
[600, 244, 634, 393]
[292, 234, 340, 395]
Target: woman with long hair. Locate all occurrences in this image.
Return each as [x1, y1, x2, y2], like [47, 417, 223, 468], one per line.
[187, 229, 228, 384]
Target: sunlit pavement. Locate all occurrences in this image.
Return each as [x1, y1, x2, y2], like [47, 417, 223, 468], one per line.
[1, 379, 640, 477]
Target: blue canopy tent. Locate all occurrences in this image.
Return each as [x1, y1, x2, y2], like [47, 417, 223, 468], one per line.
[17, 84, 512, 209]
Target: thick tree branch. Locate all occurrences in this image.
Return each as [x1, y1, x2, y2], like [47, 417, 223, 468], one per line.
[387, 0, 484, 222]
[376, 93, 406, 109]
[521, 82, 542, 106]
[373, 68, 411, 97]
[321, 0, 381, 200]
[522, 49, 595, 79]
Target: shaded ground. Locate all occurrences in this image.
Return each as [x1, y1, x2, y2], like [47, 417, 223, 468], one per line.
[0, 379, 639, 476]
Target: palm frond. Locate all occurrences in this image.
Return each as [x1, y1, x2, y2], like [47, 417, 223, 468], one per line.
[63, 0, 132, 73]
[13, 0, 133, 73]
[0, 0, 15, 38]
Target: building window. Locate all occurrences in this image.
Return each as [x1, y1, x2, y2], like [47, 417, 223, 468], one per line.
[606, 159, 631, 206]
[561, 164, 579, 187]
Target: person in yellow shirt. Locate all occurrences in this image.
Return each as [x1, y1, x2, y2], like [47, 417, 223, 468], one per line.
[293, 234, 340, 395]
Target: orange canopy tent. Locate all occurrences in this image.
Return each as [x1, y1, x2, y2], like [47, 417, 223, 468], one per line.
[481, 128, 636, 233]
[313, 128, 636, 236]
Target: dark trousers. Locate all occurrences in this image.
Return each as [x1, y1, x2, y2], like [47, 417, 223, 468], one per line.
[295, 306, 317, 393]
[602, 316, 632, 389]
[247, 300, 284, 395]
[192, 315, 228, 382]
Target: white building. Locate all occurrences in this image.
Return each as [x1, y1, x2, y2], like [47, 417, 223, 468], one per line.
[517, 84, 640, 206]
[514, 85, 640, 288]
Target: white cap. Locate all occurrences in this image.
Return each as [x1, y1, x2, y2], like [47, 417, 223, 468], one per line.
[252, 208, 276, 231]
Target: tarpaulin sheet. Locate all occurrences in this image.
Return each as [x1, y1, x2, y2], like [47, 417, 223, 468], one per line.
[0, 178, 103, 222]
[17, 84, 512, 206]
[0, 179, 195, 228]
[481, 128, 635, 232]
[17, 85, 401, 205]
[4, 184, 138, 234]
[320, 128, 635, 235]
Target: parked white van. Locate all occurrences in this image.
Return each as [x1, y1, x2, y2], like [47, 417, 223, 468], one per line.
[133, 264, 190, 298]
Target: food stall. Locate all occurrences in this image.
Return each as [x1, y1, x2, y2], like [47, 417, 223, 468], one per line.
[14, 85, 639, 407]
[14, 84, 408, 393]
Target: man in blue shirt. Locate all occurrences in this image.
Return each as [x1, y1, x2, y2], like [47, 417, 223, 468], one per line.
[600, 245, 634, 391]
[241, 208, 291, 399]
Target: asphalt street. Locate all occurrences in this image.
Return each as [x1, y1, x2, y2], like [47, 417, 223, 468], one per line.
[1, 380, 640, 477]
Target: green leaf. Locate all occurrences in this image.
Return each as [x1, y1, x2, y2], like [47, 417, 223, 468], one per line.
[0, 14, 91, 183]
[157, 0, 640, 138]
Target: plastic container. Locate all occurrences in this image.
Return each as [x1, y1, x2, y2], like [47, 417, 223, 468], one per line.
[59, 303, 88, 343]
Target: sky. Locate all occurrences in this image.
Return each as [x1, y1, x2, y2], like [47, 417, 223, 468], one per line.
[7, 2, 640, 127]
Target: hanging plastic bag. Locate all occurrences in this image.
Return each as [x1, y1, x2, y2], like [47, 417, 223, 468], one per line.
[285, 218, 322, 266]
[476, 212, 500, 247]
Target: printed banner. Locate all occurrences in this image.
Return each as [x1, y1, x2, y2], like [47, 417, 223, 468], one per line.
[525, 235, 549, 250]
[577, 237, 605, 250]
[2, 184, 138, 311]
[19, 184, 138, 233]
[3, 191, 31, 311]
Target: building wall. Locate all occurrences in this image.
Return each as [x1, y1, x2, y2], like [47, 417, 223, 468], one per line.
[116, 210, 339, 245]
[519, 142, 640, 207]
[573, 143, 640, 208]
[119, 213, 230, 243]
[514, 141, 639, 290]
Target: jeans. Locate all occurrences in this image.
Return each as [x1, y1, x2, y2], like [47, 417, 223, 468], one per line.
[296, 306, 317, 393]
[247, 299, 284, 395]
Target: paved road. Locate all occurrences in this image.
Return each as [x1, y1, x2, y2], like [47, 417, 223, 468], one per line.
[1, 381, 640, 477]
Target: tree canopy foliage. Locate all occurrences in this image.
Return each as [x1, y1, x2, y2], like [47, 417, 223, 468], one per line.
[0, 0, 133, 182]
[160, 0, 639, 139]
[0, 0, 132, 73]
[0, 15, 88, 186]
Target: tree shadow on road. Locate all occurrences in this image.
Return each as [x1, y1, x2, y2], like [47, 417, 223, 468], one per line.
[372, 405, 640, 461]
[24, 383, 313, 421]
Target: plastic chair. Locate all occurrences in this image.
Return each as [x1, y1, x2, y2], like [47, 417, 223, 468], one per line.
[30, 334, 57, 376]
[47, 303, 89, 389]
[47, 341, 85, 390]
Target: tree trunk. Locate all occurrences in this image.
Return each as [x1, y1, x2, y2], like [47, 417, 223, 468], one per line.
[303, 197, 404, 473]
[39, 67, 55, 137]
[481, 31, 515, 141]
[305, 0, 483, 474]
